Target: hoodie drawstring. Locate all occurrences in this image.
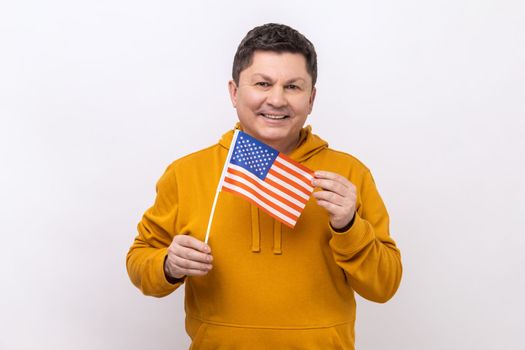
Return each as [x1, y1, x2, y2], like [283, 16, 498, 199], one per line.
[273, 221, 282, 255]
[251, 204, 260, 252]
[251, 204, 283, 254]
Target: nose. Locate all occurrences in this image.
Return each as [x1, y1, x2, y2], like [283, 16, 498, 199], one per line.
[266, 86, 287, 108]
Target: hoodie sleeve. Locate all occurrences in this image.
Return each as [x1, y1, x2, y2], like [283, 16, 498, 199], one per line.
[126, 164, 183, 297]
[328, 170, 402, 303]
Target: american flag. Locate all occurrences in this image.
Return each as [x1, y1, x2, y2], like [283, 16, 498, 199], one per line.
[220, 130, 314, 228]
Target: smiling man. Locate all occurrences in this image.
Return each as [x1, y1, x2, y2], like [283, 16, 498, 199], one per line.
[228, 50, 315, 154]
[127, 23, 402, 349]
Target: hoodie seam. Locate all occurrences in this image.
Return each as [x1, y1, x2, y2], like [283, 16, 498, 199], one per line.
[186, 315, 352, 330]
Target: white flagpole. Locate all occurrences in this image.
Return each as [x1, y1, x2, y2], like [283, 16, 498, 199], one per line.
[204, 130, 240, 244]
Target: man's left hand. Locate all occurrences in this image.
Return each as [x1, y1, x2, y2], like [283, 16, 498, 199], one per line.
[312, 170, 357, 230]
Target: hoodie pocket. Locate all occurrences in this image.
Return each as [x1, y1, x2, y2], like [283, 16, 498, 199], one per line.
[189, 322, 208, 350]
[187, 322, 352, 350]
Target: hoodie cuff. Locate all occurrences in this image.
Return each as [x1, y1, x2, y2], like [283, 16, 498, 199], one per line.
[329, 213, 373, 254]
[330, 214, 356, 234]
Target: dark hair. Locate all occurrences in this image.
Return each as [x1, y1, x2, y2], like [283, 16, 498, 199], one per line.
[232, 23, 317, 86]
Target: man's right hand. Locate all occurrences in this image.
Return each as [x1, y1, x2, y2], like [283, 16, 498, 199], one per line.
[164, 235, 213, 280]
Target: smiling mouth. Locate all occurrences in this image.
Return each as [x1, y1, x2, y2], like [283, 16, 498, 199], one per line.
[259, 113, 289, 120]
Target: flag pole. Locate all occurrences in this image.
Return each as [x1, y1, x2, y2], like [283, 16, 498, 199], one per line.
[204, 130, 240, 244]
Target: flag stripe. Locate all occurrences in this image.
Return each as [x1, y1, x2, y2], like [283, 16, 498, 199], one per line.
[223, 177, 300, 219]
[224, 172, 302, 215]
[275, 156, 314, 181]
[274, 162, 313, 189]
[228, 164, 307, 207]
[267, 170, 311, 198]
[278, 153, 314, 175]
[264, 176, 309, 204]
[274, 157, 314, 191]
[222, 183, 296, 227]
[270, 166, 313, 193]
[226, 166, 305, 210]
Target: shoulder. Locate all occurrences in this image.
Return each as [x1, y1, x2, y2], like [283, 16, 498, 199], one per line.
[306, 145, 378, 193]
[152, 143, 219, 181]
[302, 128, 371, 178]
[312, 146, 371, 178]
[156, 142, 227, 187]
[169, 143, 223, 170]
[323, 147, 370, 171]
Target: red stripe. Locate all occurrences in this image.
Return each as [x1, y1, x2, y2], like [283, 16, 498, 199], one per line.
[226, 168, 303, 212]
[222, 187, 296, 228]
[278, 153, 314, 176]
[223, 177, 299, 221]
[268, 168, 311, 196]
[273, 159, 313, 187]
[264, 176, 308, 204]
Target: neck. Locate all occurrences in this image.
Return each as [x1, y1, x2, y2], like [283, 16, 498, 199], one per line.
[268, 136, 300, 155]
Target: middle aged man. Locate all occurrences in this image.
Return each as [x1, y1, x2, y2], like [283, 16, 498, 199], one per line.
[127, 23, 402, 349]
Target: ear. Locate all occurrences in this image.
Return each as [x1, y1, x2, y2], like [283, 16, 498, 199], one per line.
[228, 80, 238, 107]
[308, 87, 317, 114]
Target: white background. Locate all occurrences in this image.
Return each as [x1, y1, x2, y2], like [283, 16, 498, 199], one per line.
[1, 0, 524, 349]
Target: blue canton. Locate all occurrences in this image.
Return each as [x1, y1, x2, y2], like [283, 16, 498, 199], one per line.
[230, 131, 279, 180]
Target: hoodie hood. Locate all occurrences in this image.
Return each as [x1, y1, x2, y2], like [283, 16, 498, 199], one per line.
[218, 123, 328, 163]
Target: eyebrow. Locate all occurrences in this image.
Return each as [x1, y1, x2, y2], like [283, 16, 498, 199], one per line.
[252, 73, 307, 85]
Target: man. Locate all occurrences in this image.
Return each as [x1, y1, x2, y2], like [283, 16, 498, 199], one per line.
[127, 23, 402, 349]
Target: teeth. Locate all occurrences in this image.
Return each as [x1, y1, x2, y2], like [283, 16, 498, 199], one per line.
[262, 114, 287, 120]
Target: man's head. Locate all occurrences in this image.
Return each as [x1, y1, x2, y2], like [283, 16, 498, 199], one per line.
[232, 23, 317, 87]
[229, 24, 318, 154]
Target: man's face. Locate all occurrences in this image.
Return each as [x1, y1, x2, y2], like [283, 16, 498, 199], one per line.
[228, 51, 316, 154]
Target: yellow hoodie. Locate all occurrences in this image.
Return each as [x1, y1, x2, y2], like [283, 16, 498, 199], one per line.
[127, 126, 402, 349]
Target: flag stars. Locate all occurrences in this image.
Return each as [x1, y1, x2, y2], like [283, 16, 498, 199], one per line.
[231, 133, 279, 178]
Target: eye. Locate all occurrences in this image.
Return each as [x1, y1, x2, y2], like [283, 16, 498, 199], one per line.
[286, 84, 300, 90]
[255, 82, 271, 88]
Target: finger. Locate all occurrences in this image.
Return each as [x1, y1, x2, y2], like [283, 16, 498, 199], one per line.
[172, 246, 213, 264]
[170, 255, 212, 272]
[173, 235, 211, 253]
[167, 264, 211, 279]
[314, 171, 352, 187]
[175, 267, 212, 277]
[312, 178, 349, 195]
[313, 190, 345, 206]
[315, 170, 355, 189]
[315, 199, 342, 214]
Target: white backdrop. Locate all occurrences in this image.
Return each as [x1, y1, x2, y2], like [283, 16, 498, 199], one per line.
[1, 0, 524, 349]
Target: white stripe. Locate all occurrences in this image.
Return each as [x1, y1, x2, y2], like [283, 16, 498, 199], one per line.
[228, 164, 307, 207]
[266, 173, 311, 200]
[225, 172, 302, 216]
[222, 182, 296, 226]
[271, 163, 314, 192]
[275, 156, 314, 181]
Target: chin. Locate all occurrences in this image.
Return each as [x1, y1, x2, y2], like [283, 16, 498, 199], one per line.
[240, 119, 296, 146]
[255, 128, 289, 143]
